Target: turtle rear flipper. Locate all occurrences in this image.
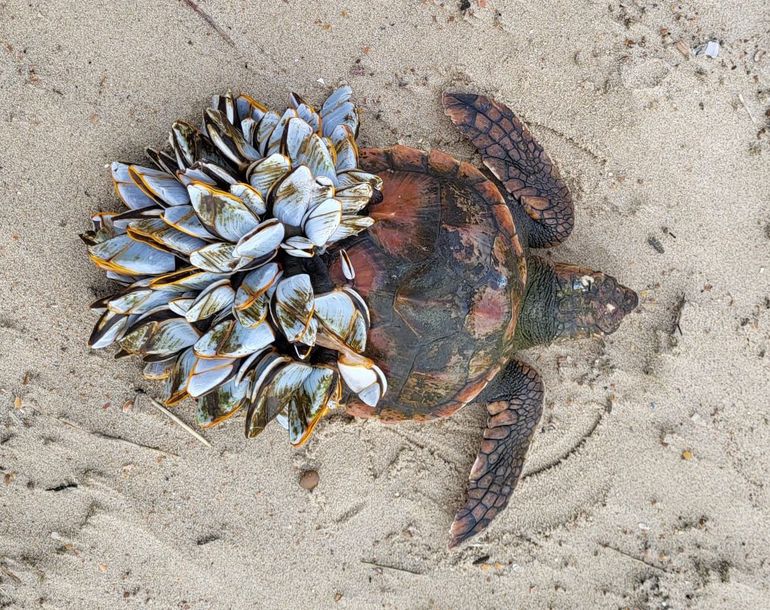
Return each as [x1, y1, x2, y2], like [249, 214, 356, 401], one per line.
[442, 92, 574, 249]
[449, 359, 544, 548]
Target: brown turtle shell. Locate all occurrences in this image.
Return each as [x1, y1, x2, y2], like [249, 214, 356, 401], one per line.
[330, 145, 527, 421]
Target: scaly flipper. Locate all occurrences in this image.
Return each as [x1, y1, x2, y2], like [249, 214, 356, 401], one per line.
[449, 359, 544, 548]
[442, 92, 574, 248]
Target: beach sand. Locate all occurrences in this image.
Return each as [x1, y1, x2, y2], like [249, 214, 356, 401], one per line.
[1, 0, 769, 607]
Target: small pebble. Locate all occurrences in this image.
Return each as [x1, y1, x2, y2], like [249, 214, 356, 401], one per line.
[299, 469, 319, 491]
[675, 40, 690, 57]
[681, 449, 694, 461]
[647, 236, 665, 254]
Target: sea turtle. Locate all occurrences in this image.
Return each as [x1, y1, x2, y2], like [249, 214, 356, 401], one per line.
[329, 92, 638, 548]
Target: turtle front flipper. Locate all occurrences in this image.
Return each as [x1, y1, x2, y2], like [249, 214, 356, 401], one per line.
[442, 92, 574, 249]
[449, 359, 544, 548]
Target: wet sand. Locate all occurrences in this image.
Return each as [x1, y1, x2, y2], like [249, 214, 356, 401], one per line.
[1, 0, 769, 607]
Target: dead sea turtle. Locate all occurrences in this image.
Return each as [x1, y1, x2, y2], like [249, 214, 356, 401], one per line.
[330, 92, 638, 548]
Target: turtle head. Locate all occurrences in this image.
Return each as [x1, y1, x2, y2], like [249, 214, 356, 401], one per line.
[514, 256, 637, 349]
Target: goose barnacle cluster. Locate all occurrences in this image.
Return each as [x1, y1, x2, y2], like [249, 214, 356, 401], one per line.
[82, 86, 386, 445]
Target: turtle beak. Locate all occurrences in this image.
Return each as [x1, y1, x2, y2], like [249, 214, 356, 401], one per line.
[620, 284, 639, 314]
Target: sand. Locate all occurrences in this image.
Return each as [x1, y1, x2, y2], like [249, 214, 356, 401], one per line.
[1, 0, 769, 608]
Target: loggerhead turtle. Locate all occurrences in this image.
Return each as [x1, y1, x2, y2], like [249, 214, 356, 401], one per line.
[329, 92, 638, 548]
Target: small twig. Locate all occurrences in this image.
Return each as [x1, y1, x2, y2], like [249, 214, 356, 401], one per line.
[58, 417, 178, 458]
[142, 394, 212, 448]
[0, 564, 21, 585]
[598, 542, 670, 573]
[669, 294, 686, 336]
[738, 93, 757, 125]
[180, 0, 236, 48]
[361, 560, 424, 576]
[9, 411, 25, 427]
